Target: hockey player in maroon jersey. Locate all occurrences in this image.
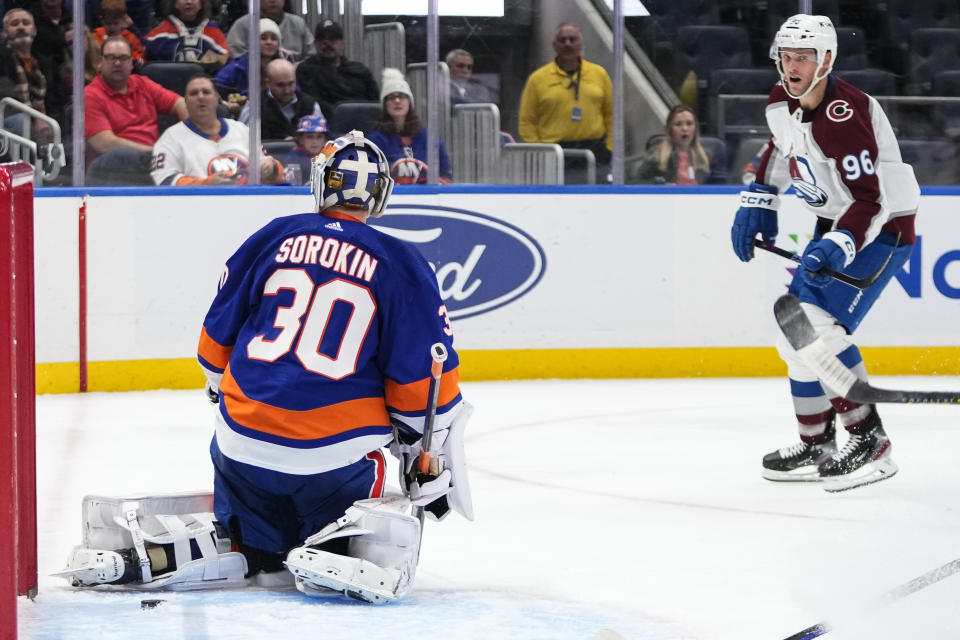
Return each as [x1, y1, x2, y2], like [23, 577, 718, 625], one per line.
[731, 15, 920, 492]
[55, 131, 474, 603]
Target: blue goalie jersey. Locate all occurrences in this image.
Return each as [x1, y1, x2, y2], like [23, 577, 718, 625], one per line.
[198, 211, 462, 475]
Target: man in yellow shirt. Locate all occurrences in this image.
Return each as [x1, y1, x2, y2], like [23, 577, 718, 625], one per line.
[518, 22, 613, 181]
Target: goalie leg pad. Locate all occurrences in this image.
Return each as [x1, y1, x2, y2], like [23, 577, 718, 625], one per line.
[56, 492, 245, 590]
[285, 498, 421, 603]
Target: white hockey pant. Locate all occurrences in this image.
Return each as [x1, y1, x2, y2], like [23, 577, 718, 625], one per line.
[285, 496, 421, 604]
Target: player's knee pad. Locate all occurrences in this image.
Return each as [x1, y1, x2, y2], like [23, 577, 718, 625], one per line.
[776, 303, 853, 379]
[285, 496, 421, 603]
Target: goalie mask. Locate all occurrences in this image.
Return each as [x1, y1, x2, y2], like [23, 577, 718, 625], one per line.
[769, 14, 837, 100]
[310, 130, 394, 217]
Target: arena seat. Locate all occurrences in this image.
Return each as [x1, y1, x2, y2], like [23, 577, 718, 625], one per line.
[140, 62, 205, 96]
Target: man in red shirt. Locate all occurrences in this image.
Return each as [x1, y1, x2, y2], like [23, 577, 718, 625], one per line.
[84, 35, 187, 184]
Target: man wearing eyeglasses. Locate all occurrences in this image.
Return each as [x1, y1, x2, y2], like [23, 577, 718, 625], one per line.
[518, 22, 613, 182]
[84, 35, 187, 184]
[445, 48, 491, 106]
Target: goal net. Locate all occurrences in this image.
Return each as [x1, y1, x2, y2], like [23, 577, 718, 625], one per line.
[0, 162, 37, 638]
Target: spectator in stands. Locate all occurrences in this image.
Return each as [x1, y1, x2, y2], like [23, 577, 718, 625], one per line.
[518, 22, 613, 177]
[151, 73, 282, 185]
[634, 104, 717, 185]
[28, 0, 69, 66]
[446, 48, 490, 105]
[226, 0, 311, 61]
[0, 8, 54, 141]
[367, 67, 452, 184]
[214, 16, 290, 104]
[295, 18, 378, 107]
[282, 113, 327, 185]
[144, 0, 229, 73]
[240, 57, 326, 141]
[84, 35, 187, 184]
[46, 24, 102, 131]
[91, 0, 144, 66]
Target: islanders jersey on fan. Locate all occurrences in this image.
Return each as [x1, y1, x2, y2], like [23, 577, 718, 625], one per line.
[755, 75, 920, 249]
[151, 118, 253, 185]
[197, 211, 462, 475]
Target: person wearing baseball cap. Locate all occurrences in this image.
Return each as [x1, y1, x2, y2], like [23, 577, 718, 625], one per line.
[282, 114, 329, 184]
[296, 18, 379, 106]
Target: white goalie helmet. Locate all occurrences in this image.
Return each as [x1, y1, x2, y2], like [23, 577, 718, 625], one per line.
[309, 130, 395, 217]
[769, 14, 837, 99]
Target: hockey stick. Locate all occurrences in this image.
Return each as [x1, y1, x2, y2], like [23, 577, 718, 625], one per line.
[753, 240, 893, 290]
[781, 556, 960, 639]
[774, 294, 960, 405]
[412, 342, 449, 526]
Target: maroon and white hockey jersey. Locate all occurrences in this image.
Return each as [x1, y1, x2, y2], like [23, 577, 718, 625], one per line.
[755, 75, 920, 249]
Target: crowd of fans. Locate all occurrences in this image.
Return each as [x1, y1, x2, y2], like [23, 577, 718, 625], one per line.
[3, 2, 956, 187]
[0, 1, 607, 187]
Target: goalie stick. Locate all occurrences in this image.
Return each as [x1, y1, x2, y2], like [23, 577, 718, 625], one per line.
[781, 556, 960, 639]
[412, 342, 449, 526]
[753, 240, 894, 290]
[774, 294, 960, 405]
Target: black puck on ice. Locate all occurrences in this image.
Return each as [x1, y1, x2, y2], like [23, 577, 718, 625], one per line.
[140, 599, 165, 610]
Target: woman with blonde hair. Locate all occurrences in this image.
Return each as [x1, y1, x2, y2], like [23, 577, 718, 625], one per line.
[636, 104, 712, 184]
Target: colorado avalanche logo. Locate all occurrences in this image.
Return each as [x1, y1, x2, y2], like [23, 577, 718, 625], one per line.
[788, 156, 829, 207]
[826, 100, 854, 123]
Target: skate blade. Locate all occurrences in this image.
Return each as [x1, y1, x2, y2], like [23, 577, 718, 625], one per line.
[761, 466, 824, 482]
[822, 458, 899, 493]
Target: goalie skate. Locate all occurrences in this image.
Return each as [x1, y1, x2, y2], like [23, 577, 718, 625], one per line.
[53, 547, 138, 587]
[285, 547, 408, 604]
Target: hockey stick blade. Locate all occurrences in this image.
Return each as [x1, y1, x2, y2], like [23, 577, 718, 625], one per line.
[781, 557, 960, 639]
[774, 294, 960, 405]
[754, 240, 892, 290]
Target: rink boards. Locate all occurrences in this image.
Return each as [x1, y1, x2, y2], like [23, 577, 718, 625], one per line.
[31, 185, 960, 392]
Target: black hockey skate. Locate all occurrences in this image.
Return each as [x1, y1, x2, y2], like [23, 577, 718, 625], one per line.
[762, 438, 837, 482]
[818, 422, 898, 493]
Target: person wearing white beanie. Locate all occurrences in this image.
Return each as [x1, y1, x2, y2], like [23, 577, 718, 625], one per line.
[213, 17, 291, 98]
[379, 68, 414, 107]
[368, 68, 452, 184]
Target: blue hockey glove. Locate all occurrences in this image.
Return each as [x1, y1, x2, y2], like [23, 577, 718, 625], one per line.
[800, 230, 857, 287]
[731, 183, 780, 262]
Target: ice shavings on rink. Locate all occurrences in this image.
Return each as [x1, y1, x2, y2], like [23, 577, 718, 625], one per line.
[21, 378, 960, 639]
[18, 589, 670, 640]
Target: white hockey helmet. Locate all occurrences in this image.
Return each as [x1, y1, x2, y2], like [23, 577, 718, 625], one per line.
[310, 130, 395, 217]
[769, 14, 837, 99]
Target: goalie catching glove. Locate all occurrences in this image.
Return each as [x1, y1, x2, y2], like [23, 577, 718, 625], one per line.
[389, 401, 474, 522]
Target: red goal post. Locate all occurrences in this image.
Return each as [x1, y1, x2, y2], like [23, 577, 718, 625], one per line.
[0, 162, 37, 640]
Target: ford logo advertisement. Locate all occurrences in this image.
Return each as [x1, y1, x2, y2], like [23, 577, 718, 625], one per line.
[371, 205, 546, 320]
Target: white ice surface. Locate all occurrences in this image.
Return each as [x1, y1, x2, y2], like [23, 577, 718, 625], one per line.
[17, 377, 960, 639]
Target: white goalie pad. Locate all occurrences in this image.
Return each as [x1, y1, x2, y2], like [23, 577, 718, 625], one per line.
[82, 492, 216, 550]
[390, 401, 475, 522]
[58, 492, 247, 591]
[442, 401, 474, 521]
[284, 496, 421, 604]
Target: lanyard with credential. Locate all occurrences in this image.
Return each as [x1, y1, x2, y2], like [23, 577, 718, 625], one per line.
[567, 66, 582, 122]
[566, 66, 581, 101]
